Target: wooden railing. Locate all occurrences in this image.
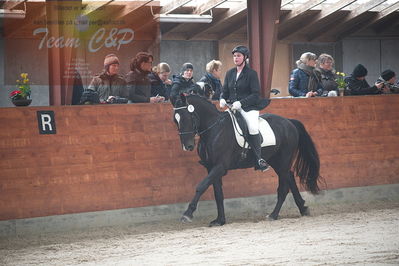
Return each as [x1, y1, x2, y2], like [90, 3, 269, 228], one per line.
[0, 95, 398, 220]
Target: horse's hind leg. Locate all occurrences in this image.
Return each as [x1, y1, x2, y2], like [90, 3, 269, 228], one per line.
[287, 171, 309, 216]
[268, 171, 290, 220]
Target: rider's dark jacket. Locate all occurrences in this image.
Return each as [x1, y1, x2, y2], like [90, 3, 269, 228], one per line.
[221, 64, 269, 112]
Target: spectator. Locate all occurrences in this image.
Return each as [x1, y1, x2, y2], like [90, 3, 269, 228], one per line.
[199, 60, 223, 100]
[87, 54, 128, 103]
[315, 53, 338, 97]
[344, 64, 384, 95]
[289, 52, 323, 97]
[377, 69, 399, 94]
[126, 52, 165, 103]
[170, 63, 203, 105]
[148, 62, 172, 101]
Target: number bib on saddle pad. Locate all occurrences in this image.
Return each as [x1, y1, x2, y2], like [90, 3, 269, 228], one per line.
[227, 110, 276, 148]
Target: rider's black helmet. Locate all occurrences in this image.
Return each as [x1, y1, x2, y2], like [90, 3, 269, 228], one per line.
[232, 45, 250, 59]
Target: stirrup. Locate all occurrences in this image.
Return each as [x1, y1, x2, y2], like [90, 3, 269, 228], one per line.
[257, 159, 270, 172]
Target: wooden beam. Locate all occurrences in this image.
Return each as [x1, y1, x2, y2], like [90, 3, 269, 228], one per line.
[2, 0, 24, 10]
[307, 0, 387, 41]
[4, 4, 45, 38]
[185, 2, 246, 40]
[81, 0, 113, 15]
[278, 0, 357, 40]
[281, 0, 326, 23]
[193, 0, 227, 15]
[281, 0, 295, 8]
[336, 2, 399, 39]
[114, 0, 153, 20]
[218, 16, 246, 40]
[160, 0, 191, 14]
[248, 0, 282, 98]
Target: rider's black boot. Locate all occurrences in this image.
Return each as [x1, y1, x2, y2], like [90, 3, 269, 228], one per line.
[248, 134, 270, 172]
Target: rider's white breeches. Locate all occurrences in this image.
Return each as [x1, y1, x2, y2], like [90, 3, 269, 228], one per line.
[239, 109, 259, 135]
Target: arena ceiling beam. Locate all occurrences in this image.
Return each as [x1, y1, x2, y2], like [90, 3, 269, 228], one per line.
[280, 0, 326, 23]
[160, 0, 191, 14]
[193, 0, 227, 15]
[336, 1, 399, 39]
[1, 0, 25, 10]
[278, 0, 357, 40]
[185, 1, 246, 40]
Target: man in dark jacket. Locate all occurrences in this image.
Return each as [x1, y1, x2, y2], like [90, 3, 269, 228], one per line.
[170, 63, 203, 105]
[344, 64, 384, 95]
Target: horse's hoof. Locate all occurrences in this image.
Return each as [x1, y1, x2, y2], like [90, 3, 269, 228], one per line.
[301, 206, 310, 216]
[180, 215, 192, 223]
[268, 214, 278, 221]
[209, 219, 225, 227]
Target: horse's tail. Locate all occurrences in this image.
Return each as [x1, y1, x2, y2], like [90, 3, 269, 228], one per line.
[289, 119, 321, 194]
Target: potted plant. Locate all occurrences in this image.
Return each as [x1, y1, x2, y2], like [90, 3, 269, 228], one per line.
[10, 73, 32, 106]
[335, 72, 346, 96]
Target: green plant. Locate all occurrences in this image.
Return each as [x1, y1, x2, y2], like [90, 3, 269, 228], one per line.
[335, 72, 346, 89]
[10, 73, 31, 100]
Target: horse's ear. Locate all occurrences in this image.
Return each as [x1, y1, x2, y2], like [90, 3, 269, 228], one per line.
[180, 93, 187, 105]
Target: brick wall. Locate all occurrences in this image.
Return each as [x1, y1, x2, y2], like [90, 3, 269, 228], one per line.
[1, 95, 398, 220]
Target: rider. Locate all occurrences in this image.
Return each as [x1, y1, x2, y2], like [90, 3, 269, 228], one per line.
[220, 45, 270, 171]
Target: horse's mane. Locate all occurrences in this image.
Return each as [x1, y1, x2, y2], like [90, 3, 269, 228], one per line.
[185, 94, 221, 114]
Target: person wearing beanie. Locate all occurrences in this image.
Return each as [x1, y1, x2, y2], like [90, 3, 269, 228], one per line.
[344, 64, 384, 95]
[87, 54, 127, 103]
[377, 69, 399, 94]
[126, 52, 164, 103]
[170, 62, 203, 104]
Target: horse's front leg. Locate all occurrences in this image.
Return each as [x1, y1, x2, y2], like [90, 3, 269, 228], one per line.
[181, 165, 225, 223]
[209, 177, 225, 227]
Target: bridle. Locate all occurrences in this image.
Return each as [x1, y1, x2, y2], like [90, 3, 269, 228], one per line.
[173, 105, 200, 136]
[173, 103, 224, 136]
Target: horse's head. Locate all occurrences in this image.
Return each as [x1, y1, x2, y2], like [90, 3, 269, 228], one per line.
[173, 94, 199, 151]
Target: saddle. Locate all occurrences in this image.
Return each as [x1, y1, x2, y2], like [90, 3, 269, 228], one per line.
[227, 110, 276, 149]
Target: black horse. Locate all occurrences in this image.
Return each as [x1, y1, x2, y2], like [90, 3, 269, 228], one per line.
[172, 94, 321, 226]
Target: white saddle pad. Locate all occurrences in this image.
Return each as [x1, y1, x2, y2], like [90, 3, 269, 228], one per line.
[227, 110, 276, 148]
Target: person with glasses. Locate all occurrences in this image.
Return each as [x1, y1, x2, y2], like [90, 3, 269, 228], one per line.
[315, 53, 339, 97]
[126, 52, 165, 103]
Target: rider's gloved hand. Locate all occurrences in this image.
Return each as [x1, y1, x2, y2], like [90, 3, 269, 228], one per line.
[219, 98, 227, 108]
[232, 101, 242, 111]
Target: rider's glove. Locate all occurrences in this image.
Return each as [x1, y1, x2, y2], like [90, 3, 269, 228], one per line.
[232, 101, 242, 111]
[219, 98, 227, 108]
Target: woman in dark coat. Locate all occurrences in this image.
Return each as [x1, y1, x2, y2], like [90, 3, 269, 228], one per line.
[220, 45, 270, 171]
[126, 52, 165, 103]
[148, 62, 172, 100]
[289, 52, 323, 97]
